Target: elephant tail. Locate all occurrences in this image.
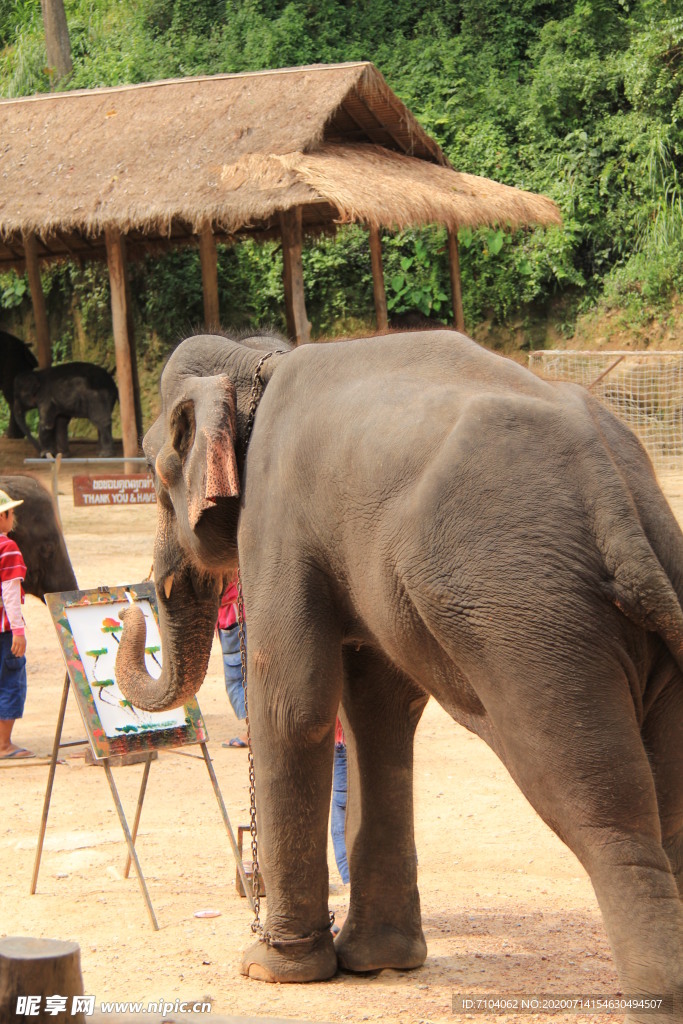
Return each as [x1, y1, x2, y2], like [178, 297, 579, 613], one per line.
[567, 387, 683, 683]
[594, 483, 683, 679]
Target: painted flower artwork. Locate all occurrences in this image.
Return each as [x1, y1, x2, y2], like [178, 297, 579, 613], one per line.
[65, 600, 186, 737]
[45, 585, 207, 759]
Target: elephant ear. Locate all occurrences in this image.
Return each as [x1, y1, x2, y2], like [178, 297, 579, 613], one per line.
[170, 374, 240, 530]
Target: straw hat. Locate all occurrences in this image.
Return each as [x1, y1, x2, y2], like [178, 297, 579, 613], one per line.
[0, 489, 24, 514]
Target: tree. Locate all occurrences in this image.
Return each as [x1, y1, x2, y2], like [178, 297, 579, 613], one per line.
[41, 0, 72, 83]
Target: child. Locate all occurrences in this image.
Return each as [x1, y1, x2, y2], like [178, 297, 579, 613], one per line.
[0, 488, 33, 759]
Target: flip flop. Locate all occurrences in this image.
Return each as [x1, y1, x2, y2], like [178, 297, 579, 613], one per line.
[0, 747, 36, 760]
[222, 737, 248, 748]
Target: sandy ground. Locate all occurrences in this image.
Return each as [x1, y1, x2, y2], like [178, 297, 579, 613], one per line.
[2, 460, 683, 1024]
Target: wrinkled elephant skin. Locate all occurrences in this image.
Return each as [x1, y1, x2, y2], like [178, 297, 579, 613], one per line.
[13, 361, 118, 457]
[0, 474, 77, 596]
[116, 330, 683, 1022]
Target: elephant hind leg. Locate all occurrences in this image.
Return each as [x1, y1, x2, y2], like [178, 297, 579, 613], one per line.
[54, 416, 70, 456]
[483, 661, 683, 1024]
[335, 646, 429, 973]
[643, 676, 683, 899]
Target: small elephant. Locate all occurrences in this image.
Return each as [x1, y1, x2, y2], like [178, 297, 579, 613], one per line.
[13, 361, 118, 457]
[115, 329, 683, 1023]
[0, 331, 38, 439]
[0, 475, 77, 596]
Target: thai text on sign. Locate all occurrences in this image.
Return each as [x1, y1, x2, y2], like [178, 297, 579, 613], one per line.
[72, 475, 157, 506]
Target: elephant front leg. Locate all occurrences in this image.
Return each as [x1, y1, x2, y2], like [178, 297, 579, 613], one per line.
[240, 609, 341, 983]
[335, 647, 429, 973]
[93, 410, 115, 457]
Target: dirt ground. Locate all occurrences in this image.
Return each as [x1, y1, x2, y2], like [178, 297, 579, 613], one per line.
[2, 452, 683, 1024]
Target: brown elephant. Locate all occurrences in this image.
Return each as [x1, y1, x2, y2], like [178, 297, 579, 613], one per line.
[13, 361, 118, 457]
[115, 329, 682, 1023]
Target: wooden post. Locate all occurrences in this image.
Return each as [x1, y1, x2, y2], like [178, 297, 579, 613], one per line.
[105, 227, 139, 463]
[447, 229, 465, 333]
[123, 255, 143, 441]
[279, 208, 311, 345]
[369, 225, 388, 331]
[199, 223, 220, 330]
[0, 936, 86, 1023]
[22, 232, 51, 368]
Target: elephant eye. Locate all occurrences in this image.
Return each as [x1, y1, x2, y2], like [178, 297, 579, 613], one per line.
[170, 401, 195, 461]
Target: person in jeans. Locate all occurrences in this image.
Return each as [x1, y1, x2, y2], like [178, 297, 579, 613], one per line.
[0, 488, 32, 759]
[331, 718, 349, 885]
[217, 575, 247, 747]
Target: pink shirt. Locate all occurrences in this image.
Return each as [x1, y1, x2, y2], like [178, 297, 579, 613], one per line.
[0, 533, 26, 635]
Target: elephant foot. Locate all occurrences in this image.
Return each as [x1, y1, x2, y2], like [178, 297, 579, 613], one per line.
[240, 932, 338, 983]
[335, 918, 427, 973]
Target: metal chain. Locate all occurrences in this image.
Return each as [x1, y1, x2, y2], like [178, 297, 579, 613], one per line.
[244, 350, 281, 451]
[236, 567, 263, 935]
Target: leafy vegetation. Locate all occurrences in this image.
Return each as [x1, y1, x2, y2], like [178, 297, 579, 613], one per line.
[0, 0, 682, 413]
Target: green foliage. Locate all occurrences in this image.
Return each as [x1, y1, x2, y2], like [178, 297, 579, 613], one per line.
[0, 272, 28, 309]
[383, 231, 450, 320]
[301, 229, 375, 335]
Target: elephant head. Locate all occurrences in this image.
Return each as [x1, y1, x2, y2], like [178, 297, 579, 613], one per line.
[115, 332, 289, 712]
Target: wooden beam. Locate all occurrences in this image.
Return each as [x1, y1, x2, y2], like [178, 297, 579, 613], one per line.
[447, 229, 465, 333]
[199, 223, 220, 330]
[279, 208, 311, 345]
[22, 232, 51, 368]
[105, 227, 139, 462]
[368, 225, 388, 331]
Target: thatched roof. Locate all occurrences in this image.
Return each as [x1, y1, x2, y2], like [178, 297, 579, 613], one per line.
[220, 143, 560, 232]
[0, 61, 560, 271]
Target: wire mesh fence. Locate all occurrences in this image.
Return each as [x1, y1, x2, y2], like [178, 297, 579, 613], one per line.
[528, 350, 683, 473]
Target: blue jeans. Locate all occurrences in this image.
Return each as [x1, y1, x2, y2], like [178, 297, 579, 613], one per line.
[0, 631, 27, 720]
[218, 624, 246, 721]
[331, 742, 349, 884]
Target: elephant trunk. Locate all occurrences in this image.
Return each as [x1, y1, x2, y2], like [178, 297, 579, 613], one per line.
[115, 574, 220, 712]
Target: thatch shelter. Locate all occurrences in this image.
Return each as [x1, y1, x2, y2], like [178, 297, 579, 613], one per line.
[0, 61, 560, 457]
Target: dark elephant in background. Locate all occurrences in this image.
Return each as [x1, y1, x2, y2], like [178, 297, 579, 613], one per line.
[0, 475, 77, 596]
[13, 362, 118, 457]
[0, 330, 38, 438]
[115, 329, 682, 1023]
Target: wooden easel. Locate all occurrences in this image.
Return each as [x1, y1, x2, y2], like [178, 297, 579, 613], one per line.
[31, 672, 253, 930]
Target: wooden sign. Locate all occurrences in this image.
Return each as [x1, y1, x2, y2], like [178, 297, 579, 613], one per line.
[72, 475, 156, 507]
[45, 583, 207, 759]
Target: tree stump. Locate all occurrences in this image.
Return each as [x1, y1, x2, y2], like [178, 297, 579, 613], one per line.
[0, 937, 86, 1023]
